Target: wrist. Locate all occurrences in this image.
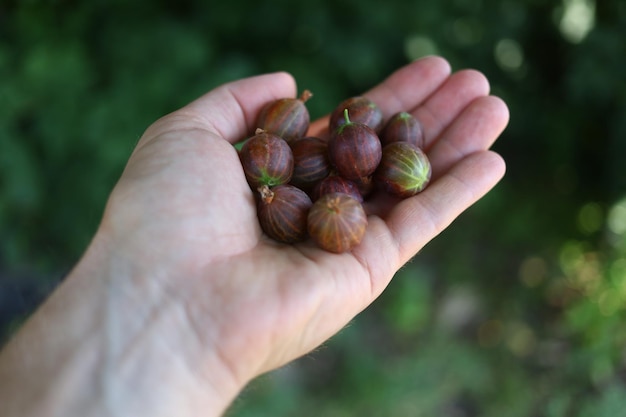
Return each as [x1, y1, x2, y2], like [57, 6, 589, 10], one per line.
[0, 230, 245, 417]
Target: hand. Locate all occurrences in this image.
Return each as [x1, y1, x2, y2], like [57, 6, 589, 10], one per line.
[0, 56, 509, 417]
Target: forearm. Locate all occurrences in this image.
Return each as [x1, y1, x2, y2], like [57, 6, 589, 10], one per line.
[0, 233, 242, 417]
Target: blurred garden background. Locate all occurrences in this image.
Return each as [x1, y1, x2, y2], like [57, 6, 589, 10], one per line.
[1, 0, 626, 415]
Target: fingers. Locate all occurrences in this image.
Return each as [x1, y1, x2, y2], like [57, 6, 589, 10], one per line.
[354, 86, 509, 292]
[363, 56, 452, 119]
[428, 95, 510, 179]
[381, 90, 509, 267]
[358, 150, 506, 293]
[413, 69, 491, 150]
[142, 72, 298, 145]
[388, 150, 505, 264]
[307, 57, 494, 158]
[307, 56, 452, 138]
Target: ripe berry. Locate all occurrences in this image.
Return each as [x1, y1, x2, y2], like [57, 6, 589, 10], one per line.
[329, 96, 384, 133]
[307, 192, 368, 253]
[312, 175, 363, 203]
[239, 129, 294, 188]
[289, 136, 331, 189]
[380, 112, 425, 149]
[256, 90, 313, 142]
[328, 110, 382, 180]
[375, 142, 432, 198]
[257, 184, 313, 243]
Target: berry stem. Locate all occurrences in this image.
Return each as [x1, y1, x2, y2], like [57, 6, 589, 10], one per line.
[299, 90, 313, 103]
[258, 185, 275, 204]
[325, 195, 341, 213]
[343, 108, 351, 125]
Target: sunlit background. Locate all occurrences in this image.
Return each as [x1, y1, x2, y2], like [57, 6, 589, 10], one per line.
[1, 0, 626, 415]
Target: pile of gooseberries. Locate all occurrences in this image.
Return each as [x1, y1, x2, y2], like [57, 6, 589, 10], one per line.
[237, 90, 431, 253]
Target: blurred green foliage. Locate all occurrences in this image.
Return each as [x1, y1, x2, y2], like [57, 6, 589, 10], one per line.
[2, 0, 626, 415]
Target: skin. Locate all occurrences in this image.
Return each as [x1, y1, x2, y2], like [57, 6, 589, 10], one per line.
[0, 56, 509, 417]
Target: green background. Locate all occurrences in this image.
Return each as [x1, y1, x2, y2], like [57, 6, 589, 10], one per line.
[2, 0, 626, 415]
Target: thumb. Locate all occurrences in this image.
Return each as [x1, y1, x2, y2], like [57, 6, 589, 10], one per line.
[184, 72, 298, 143]
[140, 72, 298, 146]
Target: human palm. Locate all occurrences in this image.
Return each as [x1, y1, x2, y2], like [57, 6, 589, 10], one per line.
[100, 56, 508, 388]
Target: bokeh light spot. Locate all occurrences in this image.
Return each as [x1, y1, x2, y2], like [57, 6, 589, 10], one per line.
[519, 256, 548, 288]
[597, 290, 621, 316]
[607, 197, 626, 236]
[577, 202, 603, 235]
[559, 0, 596, 44]
[506, 322, 537, 357]
[494, 38, 524, 72]
[404, 35, 439, 61]
[610, 259, 626, 289]
[478, 319, 503, 347]
[450, 17, 484, 46]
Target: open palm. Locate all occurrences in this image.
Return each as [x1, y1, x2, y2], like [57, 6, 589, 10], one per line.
[100, 56, 509, 391]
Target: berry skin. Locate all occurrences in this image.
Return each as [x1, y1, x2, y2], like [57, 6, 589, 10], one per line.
[307, 192, 367, 253]
[289, 136, 331, 189]
[375, 142, 431, 198]
[257, 184, 313, 243]
[328, 110, 382, 180]
[329, 96, 384, 133]
[312, 175, 363, 203]
[256, 90, 313, 142]
[380, 112, 425, 149]
[239, 130, 294, 188]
